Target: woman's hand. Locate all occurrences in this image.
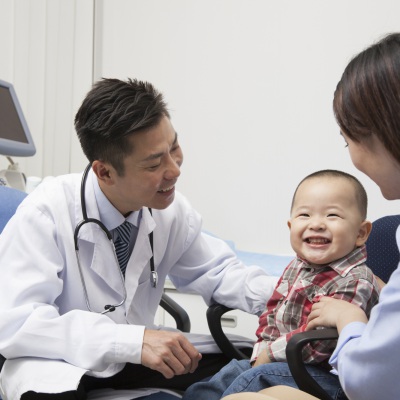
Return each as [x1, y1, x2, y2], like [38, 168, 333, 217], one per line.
[306, 296, 368, 333]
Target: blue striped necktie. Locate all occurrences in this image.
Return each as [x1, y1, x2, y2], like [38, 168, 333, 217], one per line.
[114, 221, 133, 277]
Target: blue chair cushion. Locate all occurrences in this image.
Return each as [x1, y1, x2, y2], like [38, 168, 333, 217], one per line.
[0, 186, 27, 233]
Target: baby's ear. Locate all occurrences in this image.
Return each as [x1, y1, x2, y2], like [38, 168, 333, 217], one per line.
[356, 220, 373, 246]
[287, 220, 292, 230]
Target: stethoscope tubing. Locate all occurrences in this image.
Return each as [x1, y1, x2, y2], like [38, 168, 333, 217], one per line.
[74, 164, 151, 314]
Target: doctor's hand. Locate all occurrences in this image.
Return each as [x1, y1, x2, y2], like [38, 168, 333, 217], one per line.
[141, 330, 202, 379]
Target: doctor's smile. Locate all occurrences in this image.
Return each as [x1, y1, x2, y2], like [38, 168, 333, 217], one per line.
[158, 185, 175, 193]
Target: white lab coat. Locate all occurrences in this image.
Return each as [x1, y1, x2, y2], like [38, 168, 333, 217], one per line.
[0, 171, 277, 399]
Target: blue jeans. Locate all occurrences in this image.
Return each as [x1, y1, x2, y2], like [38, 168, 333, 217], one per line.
[182, 359, 348, 400]
[137, 394, 181, 400]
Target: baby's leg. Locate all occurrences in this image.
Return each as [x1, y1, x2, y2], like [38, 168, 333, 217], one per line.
[182, 359, 251, 400]
[221, 362, 345, 400]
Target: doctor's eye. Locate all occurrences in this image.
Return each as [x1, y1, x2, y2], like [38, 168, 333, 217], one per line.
[147, 163, 161, 171]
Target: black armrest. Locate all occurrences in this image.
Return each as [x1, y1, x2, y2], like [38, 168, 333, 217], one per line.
[160, 292, 191, 333]
[206, 303, 250, 360]
[0, 353, 5, 372]
[286, 328, 339, 400]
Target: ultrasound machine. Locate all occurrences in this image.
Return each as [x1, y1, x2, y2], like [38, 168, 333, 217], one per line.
[0, 79, 36, 191]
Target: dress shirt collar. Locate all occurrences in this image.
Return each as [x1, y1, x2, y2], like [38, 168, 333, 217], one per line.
[297, 245, 367, 277]
[92, 172, 141, 231]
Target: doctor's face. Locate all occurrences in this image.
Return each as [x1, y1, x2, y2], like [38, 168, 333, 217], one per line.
[96, 116, 183, 215]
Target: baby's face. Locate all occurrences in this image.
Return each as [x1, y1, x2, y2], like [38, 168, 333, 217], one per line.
[288, 177, 365, 265]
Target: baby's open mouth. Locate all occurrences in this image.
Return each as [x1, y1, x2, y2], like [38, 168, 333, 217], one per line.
[305, 238, 330, 244]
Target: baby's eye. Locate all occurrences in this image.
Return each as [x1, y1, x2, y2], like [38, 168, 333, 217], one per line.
[298, 213, 310, 217]
[327, 214, 340, 217]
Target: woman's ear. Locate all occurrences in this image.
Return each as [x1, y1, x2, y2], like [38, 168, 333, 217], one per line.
[356, 220, 373, 246]
[92, 160, 114, 186]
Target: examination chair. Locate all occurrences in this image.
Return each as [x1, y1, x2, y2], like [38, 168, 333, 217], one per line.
[0, 185, 187, 399]
[207, 214, 400, 400]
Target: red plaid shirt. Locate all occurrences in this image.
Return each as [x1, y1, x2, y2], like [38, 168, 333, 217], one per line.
[251, 245, 380, 365]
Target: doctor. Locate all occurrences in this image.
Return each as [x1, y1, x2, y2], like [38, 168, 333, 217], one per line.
[0, 78, 277, 399]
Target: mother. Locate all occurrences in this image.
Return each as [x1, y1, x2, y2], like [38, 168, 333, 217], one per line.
[226, 32, 400, 400]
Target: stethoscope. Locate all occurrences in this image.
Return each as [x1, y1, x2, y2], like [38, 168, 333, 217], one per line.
[74, 163, 158, 314]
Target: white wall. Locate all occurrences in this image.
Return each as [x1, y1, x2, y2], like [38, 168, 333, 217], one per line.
[2, 0, 400, 256]
[0, 0, 93, 178]
[94, 0, 400, 255]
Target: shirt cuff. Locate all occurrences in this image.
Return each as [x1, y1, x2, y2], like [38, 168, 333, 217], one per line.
[251, 341, 267, 363]
[329, 321, 366, 368]
[113, 324, 145, 364]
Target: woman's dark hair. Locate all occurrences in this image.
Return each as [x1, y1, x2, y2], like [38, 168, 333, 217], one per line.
[333, 33, 400, 163]
[75, 78, 170, 175]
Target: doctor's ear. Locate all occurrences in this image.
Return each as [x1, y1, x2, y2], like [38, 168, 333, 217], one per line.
[92, 161, 114, 185]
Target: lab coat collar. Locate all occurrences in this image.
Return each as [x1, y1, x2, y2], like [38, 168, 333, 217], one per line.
[73, 171, 157, 302]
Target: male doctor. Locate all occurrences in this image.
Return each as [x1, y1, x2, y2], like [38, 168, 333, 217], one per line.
[0, 78, 277, 399]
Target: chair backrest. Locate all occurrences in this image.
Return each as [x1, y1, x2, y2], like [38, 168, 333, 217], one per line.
[365, 214, 400, 283]
[0, 186, 27, 233]
[0, 186, 27, 379]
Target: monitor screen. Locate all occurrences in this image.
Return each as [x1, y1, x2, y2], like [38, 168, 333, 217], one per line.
[0, 79, 36, 157]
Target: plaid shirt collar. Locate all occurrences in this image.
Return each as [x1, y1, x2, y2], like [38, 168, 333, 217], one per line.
[296, 244, 368, 278]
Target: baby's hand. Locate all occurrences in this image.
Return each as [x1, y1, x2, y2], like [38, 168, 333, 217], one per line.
[252, 350, 271, 367]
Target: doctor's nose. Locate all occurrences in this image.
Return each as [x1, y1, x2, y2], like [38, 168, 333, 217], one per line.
[165, 153, 182, 180]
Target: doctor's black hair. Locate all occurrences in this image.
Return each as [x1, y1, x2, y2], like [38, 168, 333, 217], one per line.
[74, 78, 170, 176]
[290, 169, 368, 220]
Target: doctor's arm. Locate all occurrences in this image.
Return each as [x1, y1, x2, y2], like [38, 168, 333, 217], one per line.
[169, 231, 278, 315]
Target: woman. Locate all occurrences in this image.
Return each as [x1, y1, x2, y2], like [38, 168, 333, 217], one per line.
[224, 32, 400, 400]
